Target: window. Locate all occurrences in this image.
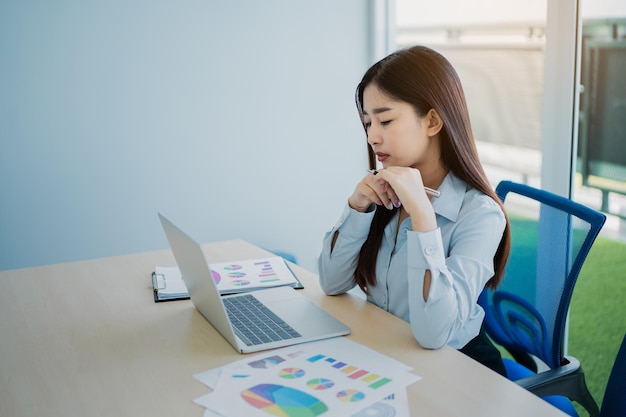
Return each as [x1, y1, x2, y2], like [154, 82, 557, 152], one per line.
[395, 1, 626, 412]
[396, 0, 546, 188]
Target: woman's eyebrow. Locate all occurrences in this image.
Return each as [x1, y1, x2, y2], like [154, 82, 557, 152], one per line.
[363, 106, 392, 116]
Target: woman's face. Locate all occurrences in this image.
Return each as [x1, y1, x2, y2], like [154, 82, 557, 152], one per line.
[362, 83, 439, 170]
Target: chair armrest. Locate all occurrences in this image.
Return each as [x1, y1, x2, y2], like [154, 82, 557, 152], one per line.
[514, 356, 600, 417]
[515, 356, 580, 394]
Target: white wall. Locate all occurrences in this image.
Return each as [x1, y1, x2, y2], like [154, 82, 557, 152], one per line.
[0, 0, 371, 271]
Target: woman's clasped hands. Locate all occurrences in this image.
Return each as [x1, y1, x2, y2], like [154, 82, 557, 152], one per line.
[348, 167, 432, 215]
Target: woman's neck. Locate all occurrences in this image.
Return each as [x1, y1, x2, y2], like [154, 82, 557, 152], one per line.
[416, 162, 448, 191]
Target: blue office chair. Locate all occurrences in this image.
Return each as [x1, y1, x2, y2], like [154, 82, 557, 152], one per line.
[519, 332, 626, 417]
[479, 180, 607, 416]
[269, 250, 298, 264]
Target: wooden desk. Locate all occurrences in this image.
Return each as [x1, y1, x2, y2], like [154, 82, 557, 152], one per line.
[0, 239, 566, 417]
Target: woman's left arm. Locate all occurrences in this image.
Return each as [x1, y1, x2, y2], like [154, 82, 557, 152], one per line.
[405, 198, 506, 349]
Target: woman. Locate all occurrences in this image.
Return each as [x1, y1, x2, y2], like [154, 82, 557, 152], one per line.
[318, 45, 510, 376]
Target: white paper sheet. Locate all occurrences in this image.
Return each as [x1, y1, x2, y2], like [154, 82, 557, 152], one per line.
[193, 337, 420, 417]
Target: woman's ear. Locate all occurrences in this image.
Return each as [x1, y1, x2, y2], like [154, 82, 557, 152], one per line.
[426, 109, 444, 136]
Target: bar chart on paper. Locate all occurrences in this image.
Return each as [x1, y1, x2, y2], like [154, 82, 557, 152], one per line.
[306, 353, 393, 390]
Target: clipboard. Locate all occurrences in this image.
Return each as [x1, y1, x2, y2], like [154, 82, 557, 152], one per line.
[152, 266, 190, 302]
[151, 256, 304, 302]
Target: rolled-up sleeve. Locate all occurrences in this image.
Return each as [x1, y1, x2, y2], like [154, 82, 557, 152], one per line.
[318, 204, 375, 295]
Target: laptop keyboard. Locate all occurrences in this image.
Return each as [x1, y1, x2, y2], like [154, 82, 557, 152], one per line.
[223, 294, 302, 346]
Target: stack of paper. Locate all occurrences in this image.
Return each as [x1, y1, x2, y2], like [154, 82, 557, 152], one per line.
[193, 337, 420, 417]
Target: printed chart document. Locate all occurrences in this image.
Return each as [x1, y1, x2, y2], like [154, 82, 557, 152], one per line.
[193, 337, 420, 417]
[152, 256, 303, 302]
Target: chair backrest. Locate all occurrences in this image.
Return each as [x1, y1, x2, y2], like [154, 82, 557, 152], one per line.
[479, 180, 606, 369]
[601, 333, 626, 417]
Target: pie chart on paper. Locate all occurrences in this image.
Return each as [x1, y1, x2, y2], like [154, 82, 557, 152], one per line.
[241, 383, 328, 417]
[210, 270, 221, 285]
[306, 378, 335, 390]
[278, 367, 305, 379]
[336, 389, 366, 402]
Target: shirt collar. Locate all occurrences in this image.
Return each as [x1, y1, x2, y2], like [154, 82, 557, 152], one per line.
[431, 172, 468, 223]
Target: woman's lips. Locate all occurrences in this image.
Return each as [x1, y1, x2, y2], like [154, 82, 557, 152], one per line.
[376, 152, 389, 162]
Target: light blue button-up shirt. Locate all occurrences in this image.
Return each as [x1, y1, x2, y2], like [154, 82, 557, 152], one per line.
[318, 173, 506, 349]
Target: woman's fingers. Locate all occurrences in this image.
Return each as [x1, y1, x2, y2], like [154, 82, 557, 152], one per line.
[349, 175, 386, 211]
[369, 172, 399, 210]
[350, 171, 404, 212]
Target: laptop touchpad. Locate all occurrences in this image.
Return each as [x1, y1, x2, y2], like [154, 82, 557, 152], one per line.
[270, 298, 333, 324]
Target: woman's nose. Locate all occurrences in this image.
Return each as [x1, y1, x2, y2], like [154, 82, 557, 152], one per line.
[367, 124, 381, 146]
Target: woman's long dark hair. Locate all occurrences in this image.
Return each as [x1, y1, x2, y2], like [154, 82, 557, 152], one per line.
[354, 45, 510, 294]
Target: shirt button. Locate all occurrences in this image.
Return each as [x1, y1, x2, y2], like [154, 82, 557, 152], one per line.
[425, 246, 437, 256]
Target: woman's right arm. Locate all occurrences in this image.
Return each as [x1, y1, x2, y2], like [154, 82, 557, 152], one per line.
[317, 204, 375, 295]
[319, 172, 391, 294]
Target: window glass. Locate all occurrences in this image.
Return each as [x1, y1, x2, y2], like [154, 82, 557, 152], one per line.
[396, 0, 546, 188]
[571, 0, 626, 411]
[576, 2, 626, 228]
[396, 2, 626, 413]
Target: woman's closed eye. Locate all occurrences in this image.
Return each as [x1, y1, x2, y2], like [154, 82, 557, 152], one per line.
[364, 119, 391, 129]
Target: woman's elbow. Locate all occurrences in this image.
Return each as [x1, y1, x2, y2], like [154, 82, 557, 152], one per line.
[319, 281, 339, 295]
[323, 288, 346, 296]
[319, 278, 352, 295]
[410, 319, 454, 349]
[413, 332, 448, 350]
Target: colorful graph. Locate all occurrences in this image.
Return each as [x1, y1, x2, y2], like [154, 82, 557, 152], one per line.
[278, 367, 305, 379]
[227, 272, 247, 278]
[254, 260, 278, 278]
[306, 354, 392, 390]
[231, 280, 250, 286]
[224, 264, 243, 270]
[241, 383, 328, 417]
[306, 378, 335, 390]
[336, 389, 365, 402]
[248, 355, 285, 369]
[210, 270, 221, 285]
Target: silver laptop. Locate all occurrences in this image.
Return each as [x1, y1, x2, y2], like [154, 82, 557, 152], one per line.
[158, 213, 350, 353]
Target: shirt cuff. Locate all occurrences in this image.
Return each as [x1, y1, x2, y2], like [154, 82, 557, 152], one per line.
[334, 203, 376, 238]
[407, 228, 446, 270]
